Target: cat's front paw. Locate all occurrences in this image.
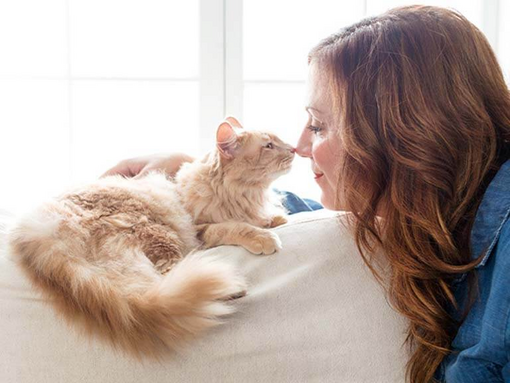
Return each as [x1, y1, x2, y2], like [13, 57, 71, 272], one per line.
[269, 215, 288, 228]
[242, 230, 282, 255]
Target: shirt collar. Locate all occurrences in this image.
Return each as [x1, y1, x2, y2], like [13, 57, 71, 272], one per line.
[470, 159, 510, 268]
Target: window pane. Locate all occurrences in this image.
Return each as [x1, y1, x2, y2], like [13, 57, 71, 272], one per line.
[244, 83, 321, 201]
[0, 0, 67, 77]
[0, 80, 69, 213]
[243, 0, 365, 81]
[366, 1, 483, 29]
[70, 0, 199, 78]
[244, 83, 306, 143]
[71, 80, 199, 182]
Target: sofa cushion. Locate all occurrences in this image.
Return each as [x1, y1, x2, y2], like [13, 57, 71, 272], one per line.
[0, 209, 408, 383]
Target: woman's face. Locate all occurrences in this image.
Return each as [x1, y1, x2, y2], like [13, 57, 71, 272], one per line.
[296, 62, 343, 210]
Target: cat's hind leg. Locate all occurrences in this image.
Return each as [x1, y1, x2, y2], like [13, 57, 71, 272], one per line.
[134, 224, 185, 274]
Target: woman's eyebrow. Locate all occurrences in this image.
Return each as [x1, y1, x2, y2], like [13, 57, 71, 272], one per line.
[305, 106, 325, 123]
[305, 106, 322, 115]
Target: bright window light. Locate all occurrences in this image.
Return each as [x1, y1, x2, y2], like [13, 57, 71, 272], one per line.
[70, 0, 199, 78]
[0, 0, 507, 213]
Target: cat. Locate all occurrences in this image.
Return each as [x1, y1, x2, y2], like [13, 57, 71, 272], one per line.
[8, 116, 295, 360]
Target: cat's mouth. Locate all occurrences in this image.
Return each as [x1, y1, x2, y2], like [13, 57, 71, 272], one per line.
[270, 156, 294, 179]
[281, 156, 294, 170]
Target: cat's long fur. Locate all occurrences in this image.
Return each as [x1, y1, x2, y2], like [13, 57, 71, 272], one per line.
[8, 118, 295, 360]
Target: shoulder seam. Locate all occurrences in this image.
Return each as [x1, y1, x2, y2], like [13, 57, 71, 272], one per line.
[476, 207, 510, 268]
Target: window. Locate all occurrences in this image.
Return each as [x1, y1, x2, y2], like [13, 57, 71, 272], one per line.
[0, 0, 508, 212]
[0, 0, 200, 213]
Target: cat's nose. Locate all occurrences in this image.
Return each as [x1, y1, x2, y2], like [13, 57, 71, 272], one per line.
[290, 147, 296, 154]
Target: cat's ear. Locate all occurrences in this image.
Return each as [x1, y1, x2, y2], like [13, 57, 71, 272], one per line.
[224, 116, 243, 129]
[216, 122, 239, 159]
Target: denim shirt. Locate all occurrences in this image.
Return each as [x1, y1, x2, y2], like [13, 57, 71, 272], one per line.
[435, 159, 510, 382]
[277, 159, 510, 381]
[274, 189, 324, 214]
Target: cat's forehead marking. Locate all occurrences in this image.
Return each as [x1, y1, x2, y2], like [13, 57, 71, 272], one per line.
[253, 131, 272, 141]
[243, 130, 267, 142]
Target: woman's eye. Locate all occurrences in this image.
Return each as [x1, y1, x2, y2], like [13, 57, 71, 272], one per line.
[265, 142, 274, 149]
[307, 125, 322, 135]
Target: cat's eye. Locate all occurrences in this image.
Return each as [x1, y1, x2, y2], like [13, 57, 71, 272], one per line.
[265, 142, 274, 149]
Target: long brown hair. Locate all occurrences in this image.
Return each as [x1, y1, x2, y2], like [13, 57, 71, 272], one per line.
[310, 6, 510, 382]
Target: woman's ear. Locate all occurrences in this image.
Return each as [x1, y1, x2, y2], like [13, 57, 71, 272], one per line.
[216, 121, 239, 159]
[224, 116, 243, 129]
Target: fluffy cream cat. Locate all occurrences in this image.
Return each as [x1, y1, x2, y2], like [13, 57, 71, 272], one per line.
[8, 117, 295, 360]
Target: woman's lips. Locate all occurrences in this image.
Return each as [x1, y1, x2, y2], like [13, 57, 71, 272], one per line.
[314, 172, 324, 180]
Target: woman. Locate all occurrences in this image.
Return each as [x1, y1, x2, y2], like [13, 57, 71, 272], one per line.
[106, 6, 510, 382]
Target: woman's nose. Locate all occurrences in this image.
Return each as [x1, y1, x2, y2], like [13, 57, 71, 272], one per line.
[295, 131, 312, 158]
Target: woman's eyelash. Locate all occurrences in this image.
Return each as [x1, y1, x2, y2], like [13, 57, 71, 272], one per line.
[307, 125, 322, 134]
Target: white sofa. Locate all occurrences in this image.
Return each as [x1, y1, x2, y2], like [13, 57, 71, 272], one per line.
[0, 209, 409, 383]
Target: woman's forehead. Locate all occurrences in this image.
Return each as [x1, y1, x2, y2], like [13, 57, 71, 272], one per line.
[306, 64, 331, 119]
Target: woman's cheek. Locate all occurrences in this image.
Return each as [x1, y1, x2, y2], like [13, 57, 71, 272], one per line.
[314, 135, 346, 210]
[313, 137, 333, 175]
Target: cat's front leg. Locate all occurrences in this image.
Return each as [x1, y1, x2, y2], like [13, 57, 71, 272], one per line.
[197, 222, 282, 255]
[269, 215, 288, 228]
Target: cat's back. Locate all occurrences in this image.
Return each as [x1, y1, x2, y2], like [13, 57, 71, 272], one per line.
[14, 172, 200, 265]
[62, 172, 180, 222]
[56, 172, 179, 224]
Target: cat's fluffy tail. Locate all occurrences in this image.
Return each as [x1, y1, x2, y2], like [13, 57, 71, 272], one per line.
[8, 210, 247, 360]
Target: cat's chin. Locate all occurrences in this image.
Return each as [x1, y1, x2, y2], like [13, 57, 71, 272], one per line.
[269, 167, 293, 180]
